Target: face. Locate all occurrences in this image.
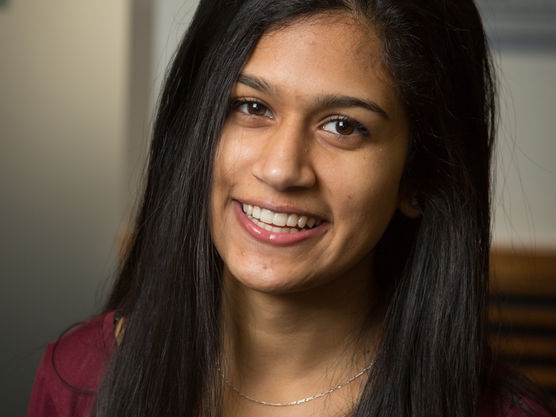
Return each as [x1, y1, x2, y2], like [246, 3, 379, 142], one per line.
[210, 14, 414, 294]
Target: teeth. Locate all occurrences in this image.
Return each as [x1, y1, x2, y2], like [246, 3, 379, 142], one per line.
[286, 214, 298, 227]
[273, 213, 288, 227]
[242, 203, 253, 216]
[260, 209, 274, 224]
[252, 206, 261, 219]
[241, 203, 322, 232]
[251, 218, 294, 234]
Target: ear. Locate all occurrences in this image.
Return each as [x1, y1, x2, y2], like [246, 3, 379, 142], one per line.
[398, 193, 421, 219]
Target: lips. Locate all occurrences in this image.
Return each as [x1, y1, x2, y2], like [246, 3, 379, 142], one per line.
[233, 200, 327, 245]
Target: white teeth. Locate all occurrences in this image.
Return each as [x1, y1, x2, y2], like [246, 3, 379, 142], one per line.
[286, 214, 298, 227]
[251, 217, 297, 234]
[253, 218, 272, 232]
[260, 208, 274, 224]
[273, 213, 288, 227]
[241, 203, 322, 232]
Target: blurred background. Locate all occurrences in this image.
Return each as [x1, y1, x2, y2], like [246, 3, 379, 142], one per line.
[0, 0, 554, 415]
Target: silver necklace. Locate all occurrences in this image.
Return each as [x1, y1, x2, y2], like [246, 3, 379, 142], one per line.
[220, 362, 373, 407]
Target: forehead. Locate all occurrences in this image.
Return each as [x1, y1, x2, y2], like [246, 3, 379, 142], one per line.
[241, 13, 401, 117]
[267, 13, 381, 64]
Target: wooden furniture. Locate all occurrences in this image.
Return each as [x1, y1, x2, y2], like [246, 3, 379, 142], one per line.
[489, 248, 556, 398]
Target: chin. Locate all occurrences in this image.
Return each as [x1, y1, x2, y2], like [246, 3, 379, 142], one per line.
[225, 266, 318, 295]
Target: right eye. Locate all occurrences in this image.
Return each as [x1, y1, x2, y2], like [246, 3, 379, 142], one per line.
[232, 99, 273, 118]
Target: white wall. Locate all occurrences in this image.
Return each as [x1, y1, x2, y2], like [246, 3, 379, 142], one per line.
[150, 0, 197, 114]
[0, 1, 130, 414]
[492, 52, 556, 249]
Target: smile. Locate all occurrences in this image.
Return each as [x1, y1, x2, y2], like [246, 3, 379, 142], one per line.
[233, 200, 327, 246]
[242, 203, 322, 234]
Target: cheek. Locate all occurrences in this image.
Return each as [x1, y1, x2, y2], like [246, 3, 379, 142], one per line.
[324, 150, 405, 236]
[213, 127, 260, 185]
[210, 129, 257, 241]
[213, 135, 240, 184]
[210, 133, 237, 235]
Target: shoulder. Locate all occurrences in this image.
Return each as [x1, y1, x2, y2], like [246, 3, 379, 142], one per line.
[480, 384, 554, 417]
[49, 311, 118, 390]
[28, 311, 118, 417]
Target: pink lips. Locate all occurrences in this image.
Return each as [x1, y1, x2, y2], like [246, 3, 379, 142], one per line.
[233, 201, 327, 246]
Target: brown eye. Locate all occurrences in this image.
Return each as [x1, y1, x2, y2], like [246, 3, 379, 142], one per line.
[246, 102, 266, 116]
[233, 99, 273, 118]
[335, 120, 354, 135]
[321, 118, 369, 137]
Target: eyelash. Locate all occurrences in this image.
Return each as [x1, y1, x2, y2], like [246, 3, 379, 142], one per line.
[321, 116, 370, 137]
[230, 98, 273, 118]
[230, 97, 369, 137]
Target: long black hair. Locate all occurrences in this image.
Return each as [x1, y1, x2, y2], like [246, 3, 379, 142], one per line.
[94, 1, 499, 416]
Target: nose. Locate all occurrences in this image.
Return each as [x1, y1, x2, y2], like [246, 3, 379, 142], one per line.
[251, 120, 316, 191]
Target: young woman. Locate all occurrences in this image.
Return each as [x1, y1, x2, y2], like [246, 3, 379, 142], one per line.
[28, 1, 555, 417]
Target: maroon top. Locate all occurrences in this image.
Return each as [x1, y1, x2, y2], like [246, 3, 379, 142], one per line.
[28, 312, 116, 417]
[28, 311, 551, 417]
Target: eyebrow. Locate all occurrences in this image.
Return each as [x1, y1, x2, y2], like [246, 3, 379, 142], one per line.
[237, 73, 390, 120]
[316, 95, 389, 120]
[237, 74, 275, 95]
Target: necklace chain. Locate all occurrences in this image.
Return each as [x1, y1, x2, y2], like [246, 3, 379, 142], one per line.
[220, 362, 374, 407]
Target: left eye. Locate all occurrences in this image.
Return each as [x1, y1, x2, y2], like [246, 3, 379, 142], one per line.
[321, 118, 369, 136]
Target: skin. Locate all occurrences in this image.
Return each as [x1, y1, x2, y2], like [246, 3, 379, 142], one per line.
[210, 13, 418, 417]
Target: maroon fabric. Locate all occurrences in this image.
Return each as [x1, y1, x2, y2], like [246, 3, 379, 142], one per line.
[28, 311, 551, 417]
[28, 312, 116, 417]
[480, 393, 553, 417]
